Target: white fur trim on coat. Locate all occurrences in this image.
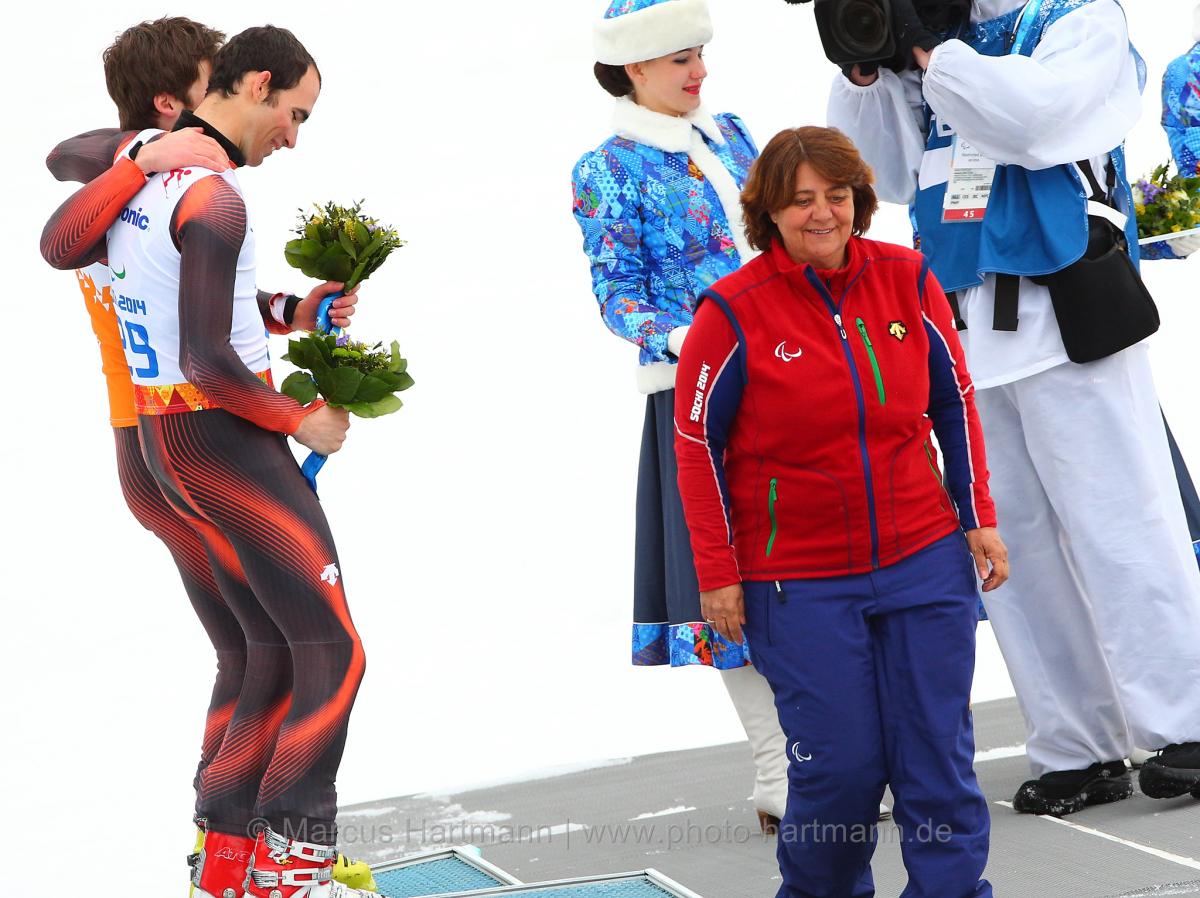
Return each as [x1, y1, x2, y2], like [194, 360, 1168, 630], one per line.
[687, 128, 756, 265]
[612, 96, 723, 150]
[594, 0, 713, 66]
[637, 360, 680, 394]
[611, 97, 756, 266]
[666, 325, 690, 357]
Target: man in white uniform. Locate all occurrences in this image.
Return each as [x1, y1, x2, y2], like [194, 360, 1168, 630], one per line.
[827, 0, 1200, 816]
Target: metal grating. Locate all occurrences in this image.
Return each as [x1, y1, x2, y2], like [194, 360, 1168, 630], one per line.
[417, 870, 703, 898]
[372, 848, 518, 897]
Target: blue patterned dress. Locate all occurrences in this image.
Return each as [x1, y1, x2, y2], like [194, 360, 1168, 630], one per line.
[571, 102, 758, 668]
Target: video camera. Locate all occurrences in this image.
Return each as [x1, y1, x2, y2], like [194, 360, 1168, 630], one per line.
[782, 0, 970, 69]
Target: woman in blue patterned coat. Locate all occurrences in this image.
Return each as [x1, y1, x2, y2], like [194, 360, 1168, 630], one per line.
[1150, 6, 1200, 262]
[570, 0, 792, 832]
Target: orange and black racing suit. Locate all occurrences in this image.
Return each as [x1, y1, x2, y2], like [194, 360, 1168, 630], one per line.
[42, 118, 364, 844]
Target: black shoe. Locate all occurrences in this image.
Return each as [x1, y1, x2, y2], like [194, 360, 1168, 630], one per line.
[1139, 742, 1200, 799]
[1012, 761, 1132, 816]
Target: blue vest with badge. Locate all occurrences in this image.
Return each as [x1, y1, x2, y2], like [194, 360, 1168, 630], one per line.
[912, 0, 1145, 295]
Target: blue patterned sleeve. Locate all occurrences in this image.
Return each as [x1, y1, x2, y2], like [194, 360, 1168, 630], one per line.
[572, 148, 681, 362]
[1147, 54, 1200, 262]
[1163, 54, 1200, 179]
[722, 113, 759, 158]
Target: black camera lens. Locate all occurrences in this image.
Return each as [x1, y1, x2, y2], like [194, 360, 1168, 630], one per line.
[834, 0, 890, 57]
[807, 0, 897, 67]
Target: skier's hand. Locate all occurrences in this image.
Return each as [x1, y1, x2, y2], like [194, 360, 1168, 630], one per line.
[136, 128, 230, 174]
[292, 281, 360, 331]
[294, 404, 350, 456]
[701, 583, 745, 645]
[966, 527, 1009, 592]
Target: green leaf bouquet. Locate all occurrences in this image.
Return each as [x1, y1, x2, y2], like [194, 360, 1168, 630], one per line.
[284, 200, 406, 290]
[281, 334, 414, 418]
[1132, 161, 1200, 242]
[280, 201, 413, 420]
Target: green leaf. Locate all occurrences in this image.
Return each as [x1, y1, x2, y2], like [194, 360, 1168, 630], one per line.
[338, 229, 358, 260]
[353, 374, 394, 403]
[305, 221, 321, 240]
[315, 243, 348, 275]
[306, 346, 332, 374]
[344, 259, 370, 292]
[352, 219, 370, 248]
[329, 253, 354, 283]
[360, 233, 385, 258]
[388, 341, 404, 372]
[280, 371, 318, 404]
[315, 366, 365, 404]
[301, 239, 324, 259]
[298, 258, 324, 279]
[315, 335, 336, 365]
[282, 337, 313, 369]
[346, 394, 404, 418]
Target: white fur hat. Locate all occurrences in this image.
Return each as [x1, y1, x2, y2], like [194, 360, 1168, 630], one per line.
[593, 0, 713, 66]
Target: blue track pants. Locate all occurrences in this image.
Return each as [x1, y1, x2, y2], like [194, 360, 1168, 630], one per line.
[743, 532, 992, 898]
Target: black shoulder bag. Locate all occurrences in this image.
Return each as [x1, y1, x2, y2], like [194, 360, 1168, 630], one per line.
[1030, 159, 1160, 364]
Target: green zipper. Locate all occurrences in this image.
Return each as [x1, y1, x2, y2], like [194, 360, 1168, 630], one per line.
[855, 318, 886, 406]
[922, 440, 944, 485]
[767, 478, 779, 557]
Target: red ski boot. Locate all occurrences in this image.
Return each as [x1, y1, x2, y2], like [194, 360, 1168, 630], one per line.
[243, 826, 374, 897]
[192, 830, 256, 898]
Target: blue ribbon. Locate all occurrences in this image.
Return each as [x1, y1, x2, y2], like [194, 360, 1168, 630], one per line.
[1010, 0, 1045, 56]
[300, 290, 344, 495]
[315, 292, 344, 336]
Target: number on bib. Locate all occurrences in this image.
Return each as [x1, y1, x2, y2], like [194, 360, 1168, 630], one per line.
[120, 320, 160, 378]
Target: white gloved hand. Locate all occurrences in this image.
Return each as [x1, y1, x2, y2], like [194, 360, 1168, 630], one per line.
[1168, 232, 1200, 258]
[667, 325, 691, 357]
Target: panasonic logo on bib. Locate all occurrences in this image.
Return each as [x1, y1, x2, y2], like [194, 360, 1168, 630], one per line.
[688, 363, 713, 423]
[119, 207, 150, 230]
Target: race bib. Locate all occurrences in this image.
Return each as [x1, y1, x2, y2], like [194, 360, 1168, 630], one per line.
[942, 137, 998, 223]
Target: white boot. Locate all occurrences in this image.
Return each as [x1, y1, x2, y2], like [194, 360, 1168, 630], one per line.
[720, 664, 789, 820]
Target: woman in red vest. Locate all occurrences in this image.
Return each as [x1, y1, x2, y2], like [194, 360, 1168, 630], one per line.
[674, 126, 1008, 898]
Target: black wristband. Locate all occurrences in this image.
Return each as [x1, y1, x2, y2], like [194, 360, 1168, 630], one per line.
[283, 294, 302, 326]
[128, 140, 144, 161]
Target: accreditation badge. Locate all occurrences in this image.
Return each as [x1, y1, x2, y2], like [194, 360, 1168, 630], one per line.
[942, 136, 998, 223]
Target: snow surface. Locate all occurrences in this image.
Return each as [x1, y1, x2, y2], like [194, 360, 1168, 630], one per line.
[630, 806, 699, 820]
[5, 1, 1199, 893]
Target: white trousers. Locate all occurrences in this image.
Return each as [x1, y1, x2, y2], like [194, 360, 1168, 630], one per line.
[720, 664, 790, 819]
[974, 345, 1200, 776]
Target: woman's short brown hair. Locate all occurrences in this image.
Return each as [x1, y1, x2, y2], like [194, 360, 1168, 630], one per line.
[741, 126, 879, 252]
[594, 62, 634, 98]
[103, 17, 225, 130]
